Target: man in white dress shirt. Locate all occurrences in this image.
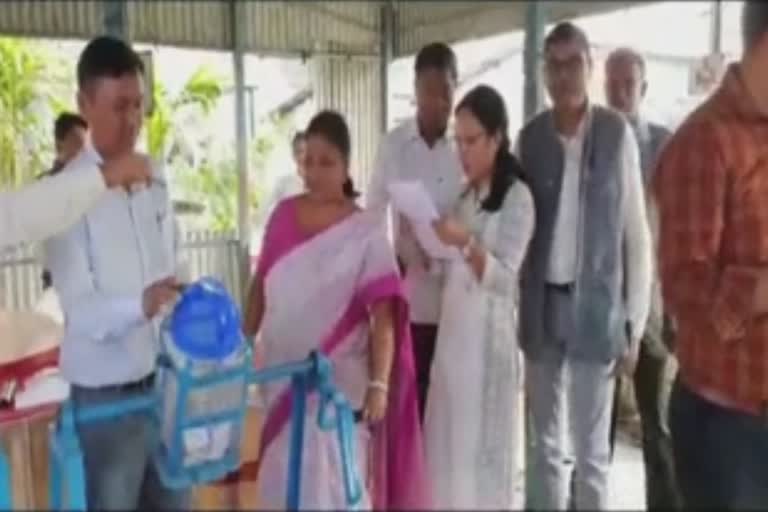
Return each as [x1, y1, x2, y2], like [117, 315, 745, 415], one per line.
[604, 47, 678, 510]
[517, 22, 652, 510]
[367, 42, 464, 420]
[44, 36, 188, 510]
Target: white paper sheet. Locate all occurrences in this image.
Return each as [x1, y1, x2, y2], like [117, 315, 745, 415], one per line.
[387, 181, 461, 260]
[387, 181, 440, 223]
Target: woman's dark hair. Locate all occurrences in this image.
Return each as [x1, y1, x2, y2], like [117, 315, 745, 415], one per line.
[455, 85, 526, 213]
[305, 110, 359, 199]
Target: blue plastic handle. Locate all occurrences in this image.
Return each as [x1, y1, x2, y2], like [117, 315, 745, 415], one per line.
[42, 351, 363, 511]
[255, 351, 363, 508]
[315, 371, 363, 506]
[0, 449, 11, 509]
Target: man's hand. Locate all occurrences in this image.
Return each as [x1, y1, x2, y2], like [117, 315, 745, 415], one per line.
[617, 339, 641, 377]
[398, 216, 431, 272]
[142, 276, 181, 319]
[617, 320, 641, 377]
[101, 152, 152, 189]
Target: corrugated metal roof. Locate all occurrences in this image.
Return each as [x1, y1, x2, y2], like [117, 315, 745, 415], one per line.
[311, 55, 381, 184]
[0, 1, 649, 56]
[0, 0, 103, 41]
[394, 1, 647, 56]
[129, 1, 232, 50]
[242, 1, 378, 56]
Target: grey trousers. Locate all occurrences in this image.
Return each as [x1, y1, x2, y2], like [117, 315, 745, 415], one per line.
[525, 286, 616, 510]
[72, 383, 191, 511]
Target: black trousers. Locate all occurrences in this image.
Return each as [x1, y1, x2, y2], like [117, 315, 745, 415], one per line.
[571, 339, 681, 510]
[670, 380, 768, 509]
[410, 323, 438, 423]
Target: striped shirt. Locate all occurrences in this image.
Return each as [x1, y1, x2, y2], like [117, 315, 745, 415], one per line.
[654, 63, 768, 415]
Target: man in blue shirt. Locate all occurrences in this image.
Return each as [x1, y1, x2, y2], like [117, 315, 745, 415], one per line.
[44, 36, 188, 510]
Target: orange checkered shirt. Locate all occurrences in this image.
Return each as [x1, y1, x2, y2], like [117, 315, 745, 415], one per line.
[654, 63, 768, 415]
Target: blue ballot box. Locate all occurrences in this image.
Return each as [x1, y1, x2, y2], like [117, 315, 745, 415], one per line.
[155, 277, 251, 488]
[35, 277, 363, 511]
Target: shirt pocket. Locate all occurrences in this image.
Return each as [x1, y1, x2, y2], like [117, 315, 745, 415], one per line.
[133, 188, 175, 280]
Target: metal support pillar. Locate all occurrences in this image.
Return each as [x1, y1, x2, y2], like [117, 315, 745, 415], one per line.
[522, 4, 548, 506]
[231, 0, 251, 302]
[710, 0, 723, 54]
[379, 1, 396, 133]
[522, 0, 546, 122]
[103, 0, 127, 38]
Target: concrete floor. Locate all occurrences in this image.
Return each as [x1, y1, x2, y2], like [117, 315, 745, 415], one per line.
[515, 429, 647, 510]
[608, 431, 646, 510]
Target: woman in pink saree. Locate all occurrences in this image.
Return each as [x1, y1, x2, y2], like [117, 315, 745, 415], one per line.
[238, 111, 429, 509]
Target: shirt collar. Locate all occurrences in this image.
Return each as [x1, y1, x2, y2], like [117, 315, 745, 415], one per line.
[82, 139, 104, 166]
[557, 101, 591, 142]
[460, 179, 491, 207]
[626, 115, 650, 143]
[717, 63, 768, 121]
[406, 117, 453, 146]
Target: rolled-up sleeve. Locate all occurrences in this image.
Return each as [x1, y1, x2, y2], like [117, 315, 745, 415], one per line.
[479, 183, 535, 295]
[0, 159, 105, 249]
[653, 123, 755, 343]
[44, 223, 145, 344]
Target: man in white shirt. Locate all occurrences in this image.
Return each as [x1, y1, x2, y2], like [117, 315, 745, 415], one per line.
[42, 112, 88, 290]
[517, 23, 652, 510]
[44, 36, 188, 510]
[604, 47, 678, 510]
[0, 152, 152, 250]
[366, 42, 464, 420]
[45, 112, 88, 177]
[263, 131, 307, 217]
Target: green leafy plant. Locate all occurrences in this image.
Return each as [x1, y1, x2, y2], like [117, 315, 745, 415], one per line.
[146, 66, 226, 162]
[0, 38, 69, 186]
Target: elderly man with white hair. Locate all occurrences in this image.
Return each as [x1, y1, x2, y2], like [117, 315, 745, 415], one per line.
[604, 46, 677, 510]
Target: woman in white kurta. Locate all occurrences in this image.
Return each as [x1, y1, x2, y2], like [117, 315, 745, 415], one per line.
[425, 85, 535, 510]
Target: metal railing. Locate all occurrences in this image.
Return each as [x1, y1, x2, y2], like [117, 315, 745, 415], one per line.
[0, 230, 246, 311]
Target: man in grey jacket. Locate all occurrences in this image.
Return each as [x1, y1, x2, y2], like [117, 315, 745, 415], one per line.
[517, 23, 652, 510]
[604, 47, 679, 510]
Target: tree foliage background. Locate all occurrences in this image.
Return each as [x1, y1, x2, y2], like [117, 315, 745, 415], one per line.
[0, 37, 288, 233]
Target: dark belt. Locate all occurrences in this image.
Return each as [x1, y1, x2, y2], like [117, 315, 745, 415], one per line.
[546, 282, 574, 294]
[100, 373, 156, 394]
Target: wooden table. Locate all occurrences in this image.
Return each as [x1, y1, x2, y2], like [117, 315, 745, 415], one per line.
[0, 403, 59, 509]
[0, 347, 60, 509]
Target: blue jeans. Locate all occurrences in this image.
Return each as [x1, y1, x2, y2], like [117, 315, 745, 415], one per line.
[670, 379, 768, 510]
[72, 384, 190, 510]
